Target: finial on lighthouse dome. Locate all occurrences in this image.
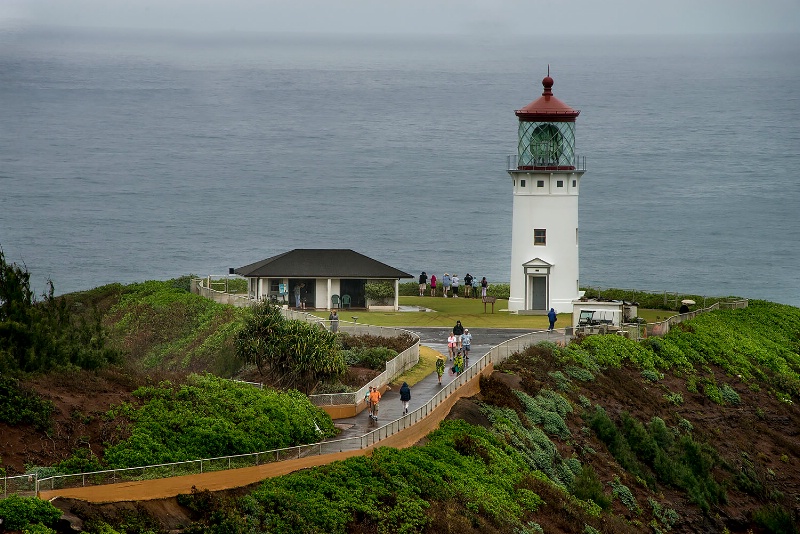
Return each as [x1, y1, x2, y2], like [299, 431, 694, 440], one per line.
[542, 75, 554, 96]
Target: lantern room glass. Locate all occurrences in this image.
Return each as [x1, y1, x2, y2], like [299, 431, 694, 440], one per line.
[517, 121, 576, 168]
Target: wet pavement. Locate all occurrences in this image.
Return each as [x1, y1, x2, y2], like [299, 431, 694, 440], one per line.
[329, 327, 564, 442]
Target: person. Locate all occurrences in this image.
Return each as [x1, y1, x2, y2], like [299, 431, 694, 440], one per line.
[442, 273, 451, 297]
[329, 310, 339, 333]
[364, 387, 372, 414]
[451, 274, 460, 297]
[461, 328, 472, 360]
[453, 349, 464, 375]
[418, 271, 428, 297]
[435, 356, 445, 385]
[679, 303, 690, 314]
[294, 283, 302, 308]
[447, 333, 457, 360]
[453, 320, 465, 348]
[548, 308, 557, 331]
[463, 273, 473, 298]
[430, 274, 437, 297]
[369, 386, 382, 420]
[399, 382, 411, 415]
[480, 277, 488, 298]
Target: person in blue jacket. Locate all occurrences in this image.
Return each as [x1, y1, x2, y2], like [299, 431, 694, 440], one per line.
[547, 308, 557, 331]
[399, 382, 411, 414]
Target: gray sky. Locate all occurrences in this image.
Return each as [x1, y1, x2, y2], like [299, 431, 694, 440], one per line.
[2, 0, 799, 35]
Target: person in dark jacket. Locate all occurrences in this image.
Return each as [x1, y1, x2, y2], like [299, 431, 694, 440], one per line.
[453, 320, 465, 348]
[399, 382, 411, 414]
[547, 308, 557, 331]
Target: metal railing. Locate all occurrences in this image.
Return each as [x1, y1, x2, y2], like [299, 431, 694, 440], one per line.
[506, 154, 586, 172]
[3, 473, 38, 498]
[618, 299, 748, 341]
[33, 328, 556, 496]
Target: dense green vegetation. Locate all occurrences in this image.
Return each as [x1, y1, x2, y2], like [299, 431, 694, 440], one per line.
[0, 375, 53, 431]
[0, 248, 119, 374]
[586, 408, 725, 513]
[552, 300, 800, 401]
[103, 374, 336, 468]
[173, 420, 632, 534]
[235, 302, 345, 393]
[0, 495, 62, 532]
[105, 278, 247, 375]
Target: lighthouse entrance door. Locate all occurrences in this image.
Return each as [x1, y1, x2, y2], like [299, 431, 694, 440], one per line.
[528, 275, 548, 311]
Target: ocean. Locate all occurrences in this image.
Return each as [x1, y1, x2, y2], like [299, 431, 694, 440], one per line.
[1, 28, 799, 307]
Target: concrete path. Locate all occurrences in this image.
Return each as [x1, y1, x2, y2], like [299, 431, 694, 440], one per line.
[41, 327, 569, 502]
[328, 327, 538, 443]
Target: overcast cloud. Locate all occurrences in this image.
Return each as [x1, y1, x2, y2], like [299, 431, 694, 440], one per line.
[2, 0, 799, 35]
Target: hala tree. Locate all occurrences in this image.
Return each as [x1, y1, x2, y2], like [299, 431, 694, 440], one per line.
[235, 301, 345, 394]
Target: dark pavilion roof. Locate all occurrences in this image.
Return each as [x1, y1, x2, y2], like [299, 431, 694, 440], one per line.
[234, 249, 413, 279]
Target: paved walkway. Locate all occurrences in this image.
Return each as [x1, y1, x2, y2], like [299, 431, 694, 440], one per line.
[41, 327, 569, 502]
[331, 327, 537, 442]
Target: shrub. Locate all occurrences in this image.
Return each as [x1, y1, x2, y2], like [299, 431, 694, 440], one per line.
[364, 282, 395, 304]
[103, 374, 336, 468]
[0, 495, 62, 531]
[571, 464, 612, 510]
[663, 392, 683, 405]
[752, 504, 799, 534]
[0, 376, 53, 431]
[641, 369, 663, 382]
[719, 383, 741, 405]
[565, 365, 595, 382]
[358, 347, 397, 371]
[610, 477, 640, 514]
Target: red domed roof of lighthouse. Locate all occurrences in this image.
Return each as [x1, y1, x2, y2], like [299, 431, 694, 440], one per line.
[515, 75, 580, 122]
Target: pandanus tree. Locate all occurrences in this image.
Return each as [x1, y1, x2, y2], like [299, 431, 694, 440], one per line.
[235, 301, 345, 394]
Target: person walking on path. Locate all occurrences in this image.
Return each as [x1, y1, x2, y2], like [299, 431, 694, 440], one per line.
[436, 356, 445, 385]
[453, 349, 465, 375]
[453, 320, 465, 348]
[461, 328, 472, 361]
[442, 273, 452, 297]
[447, 333, 457, 360]
[463, 273, 473, 298]
[369, 386, 382, 420]
[452, 274, 460, 297]
[430, 274, 437, 297]
[399, 382, 411, 415]
[548, 308, 557, 331]
[480, 277, 488, 298]
[418, 272, 428, 297]
[329, 310, 339, 333]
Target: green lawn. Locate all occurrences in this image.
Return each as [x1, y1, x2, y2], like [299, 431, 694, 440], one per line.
[310, 296, 681, 328]
[312, 296, 554, 329]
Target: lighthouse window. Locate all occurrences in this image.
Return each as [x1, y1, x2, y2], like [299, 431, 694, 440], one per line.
[557, 180, 564, 188]
[534, 229, 546, 245]
[520, 179, 526, 187]
[572, 179, 577, 187]
[537, 180, 544, 188]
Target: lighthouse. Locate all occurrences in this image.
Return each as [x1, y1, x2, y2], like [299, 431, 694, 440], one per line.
[507, 73, 586, 314]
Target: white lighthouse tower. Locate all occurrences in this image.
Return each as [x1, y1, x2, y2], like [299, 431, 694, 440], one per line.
[507, 73, 586, 314]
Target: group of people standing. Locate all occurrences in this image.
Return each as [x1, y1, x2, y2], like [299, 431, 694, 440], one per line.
[441, 319, 471, 381]
[418, 272, 488, 298]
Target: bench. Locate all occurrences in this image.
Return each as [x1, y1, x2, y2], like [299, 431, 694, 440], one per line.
[482, 295, 497, 313]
